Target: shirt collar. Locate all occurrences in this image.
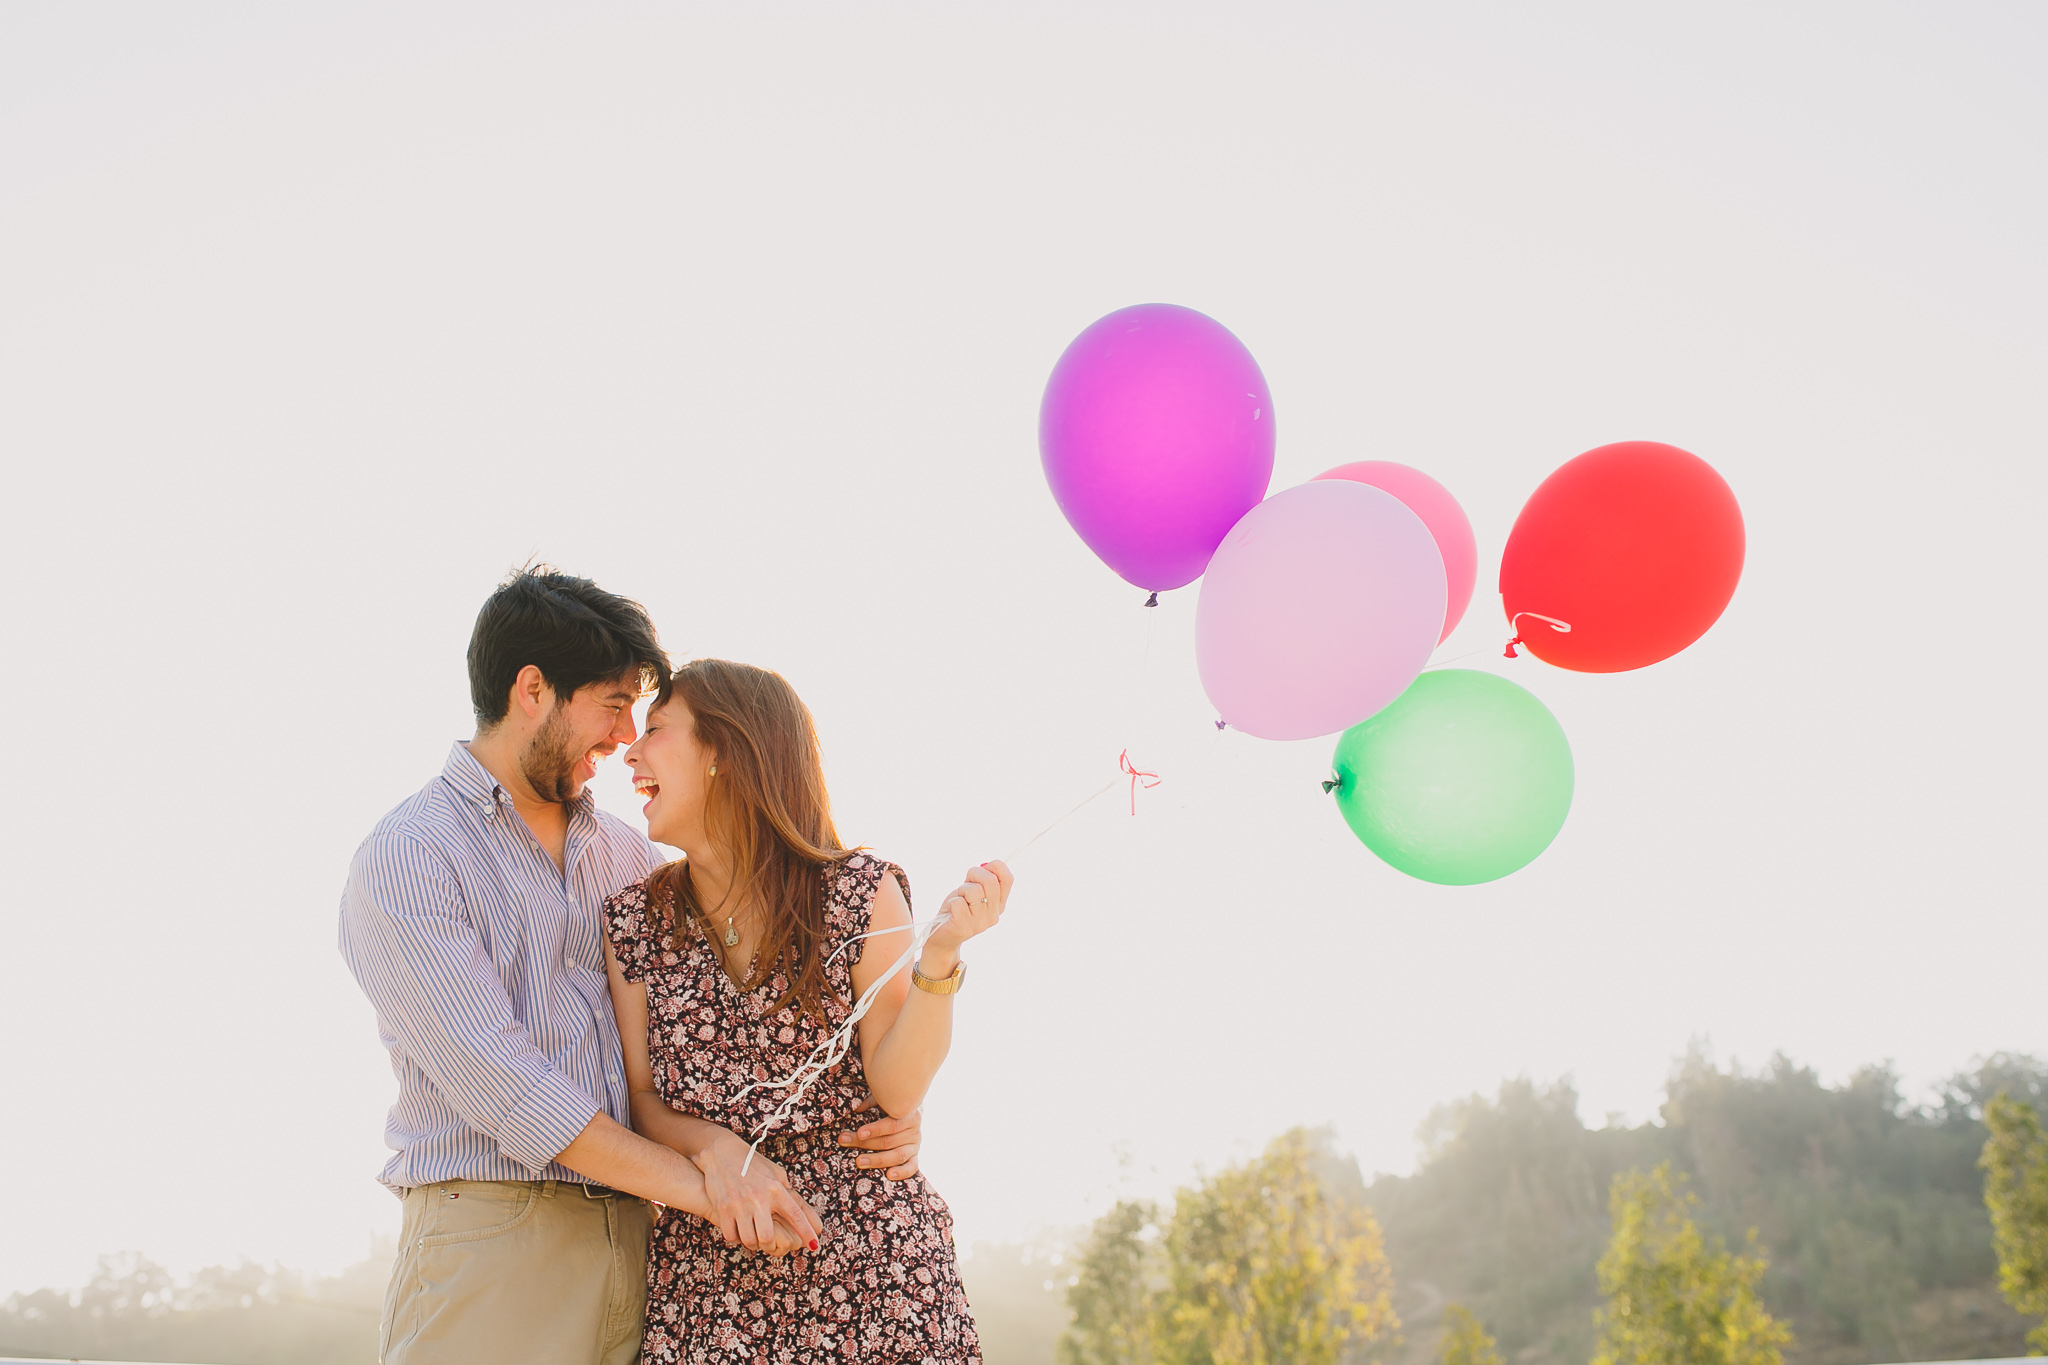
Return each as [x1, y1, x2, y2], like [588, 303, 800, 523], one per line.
[442, 741, 597, 821]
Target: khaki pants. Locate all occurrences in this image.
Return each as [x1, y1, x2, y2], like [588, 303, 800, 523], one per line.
[380, 1180, 652, 1365]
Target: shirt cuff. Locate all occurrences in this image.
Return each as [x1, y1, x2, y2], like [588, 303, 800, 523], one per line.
[494, 1066, 604, 1174]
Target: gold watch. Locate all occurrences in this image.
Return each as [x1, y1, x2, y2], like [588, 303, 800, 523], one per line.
[911, 960, 967, 995]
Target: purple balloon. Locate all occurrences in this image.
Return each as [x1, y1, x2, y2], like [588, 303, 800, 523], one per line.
[1197, 480, 1447, 741]
[1039, 304, 1275, 592]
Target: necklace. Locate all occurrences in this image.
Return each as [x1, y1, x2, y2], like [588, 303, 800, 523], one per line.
[723, 915, 739, 947]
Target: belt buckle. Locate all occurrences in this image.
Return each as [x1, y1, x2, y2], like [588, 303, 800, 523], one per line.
[580, 1182, 616, 1199]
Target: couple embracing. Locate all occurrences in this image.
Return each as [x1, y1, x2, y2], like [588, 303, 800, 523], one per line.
[340, 566, 1010, 1363]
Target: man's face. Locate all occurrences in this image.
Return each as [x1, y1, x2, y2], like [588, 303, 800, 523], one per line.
[520, 674, 643, 803]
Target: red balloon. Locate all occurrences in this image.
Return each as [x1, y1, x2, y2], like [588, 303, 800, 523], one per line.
[1499, 441, 1743, 672]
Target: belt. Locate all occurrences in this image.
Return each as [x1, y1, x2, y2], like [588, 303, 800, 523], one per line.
[414, 1178, 627, 1199]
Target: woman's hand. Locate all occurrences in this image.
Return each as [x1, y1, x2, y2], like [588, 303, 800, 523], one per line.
[686, 1125, 825, 1255]
[923, 861, 1014, 963]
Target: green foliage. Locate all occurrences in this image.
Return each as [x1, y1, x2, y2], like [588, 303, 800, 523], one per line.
[0, 1249, 384, 1365]
[1059, 1201, 1162, 1365]
[1437, 1304, 1503, 1365]
[1368, 1049, 2048, 1363]
[1156, 1129, 1397, 1365]
[1061, 1128, 1397, 1365]
[1592, 1164, 1791, 1365]
[1981, 1091, 2048, 1352]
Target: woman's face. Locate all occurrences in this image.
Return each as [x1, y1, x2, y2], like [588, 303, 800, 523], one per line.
[623, 698, 715, 848]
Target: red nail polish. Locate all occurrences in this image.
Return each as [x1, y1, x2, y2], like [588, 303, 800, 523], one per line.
[808, 1239, 818, 1250]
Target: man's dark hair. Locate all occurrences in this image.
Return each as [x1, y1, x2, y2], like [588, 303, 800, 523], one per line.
[467, 565, 668, 727]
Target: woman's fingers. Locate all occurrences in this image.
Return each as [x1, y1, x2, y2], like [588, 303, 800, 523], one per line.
[747, 1204, 779, 1253]
[772, 1187, 823, 1246]
[963, 864, 1001, 907]
[966, 867, 1006, 927]
[933, 861, 1016, 944]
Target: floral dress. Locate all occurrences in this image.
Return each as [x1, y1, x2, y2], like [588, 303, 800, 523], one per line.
[604, 853, 981, 1364]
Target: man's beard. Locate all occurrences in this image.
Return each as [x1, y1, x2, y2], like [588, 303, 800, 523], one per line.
[520, 704, 583, 804]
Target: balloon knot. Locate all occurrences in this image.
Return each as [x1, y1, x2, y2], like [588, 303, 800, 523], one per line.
[1143, 592, 1159, 607]
[1503, 636, 1522, 659]
[1321, 778, 1340, 795]
[1214, 719, 1227, 730]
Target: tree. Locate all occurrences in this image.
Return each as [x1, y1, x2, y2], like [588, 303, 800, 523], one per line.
[1592, 1163, 1791, 1365]
[1060, 1200, 1162, 1365]
[1981, 1091, 2048, 1352]
[1058, 1128, 1398, 1365]
[1437, 1304, 1503, 1365]
[1153, 1127, 1398, 1365]
[0, 1250, 383, 1365]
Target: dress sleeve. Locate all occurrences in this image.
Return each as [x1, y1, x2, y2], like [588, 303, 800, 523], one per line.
[603, 878, 661, 983]
[833, 853, 912, 971]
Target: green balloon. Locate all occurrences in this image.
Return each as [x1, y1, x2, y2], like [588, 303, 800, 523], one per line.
[1330, 669, 1573, 885]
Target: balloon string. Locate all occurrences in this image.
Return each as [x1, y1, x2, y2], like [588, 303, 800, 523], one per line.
[730, 752, 1137, 1173]
[732, 910, 948, 1174]
[1005, 777, 1119, 863]
[1504, 612, 1573, 658]
[1118, 749, 1161, 815]
[1423, 645, 1496, 671]
[737, 599, 1178, 1169]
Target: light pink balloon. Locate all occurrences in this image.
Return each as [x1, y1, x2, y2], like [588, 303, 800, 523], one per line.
[1314, 461, 1476, 642]
[1196, 480, 1446, 741]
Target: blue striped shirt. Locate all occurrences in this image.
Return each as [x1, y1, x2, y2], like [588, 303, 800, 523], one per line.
[339, 742, 662, 1194]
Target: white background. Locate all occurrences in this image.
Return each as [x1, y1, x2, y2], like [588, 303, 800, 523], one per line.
[2, 1, 2044, 1295]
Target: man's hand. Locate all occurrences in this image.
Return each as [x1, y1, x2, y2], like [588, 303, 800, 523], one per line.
[688, 1126, 825, 1254]
[838, 1095, 921, 1181]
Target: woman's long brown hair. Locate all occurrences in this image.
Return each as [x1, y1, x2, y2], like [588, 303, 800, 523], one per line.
[644, 658, 851, 1020]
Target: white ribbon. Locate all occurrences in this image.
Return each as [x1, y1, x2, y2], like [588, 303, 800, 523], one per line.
[724, 776, 1118, 1175]
[729, 911, 951, 1175]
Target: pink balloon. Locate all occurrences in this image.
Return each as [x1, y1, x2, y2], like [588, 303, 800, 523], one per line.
[1314, 461, 1476, 643]
[1040, 304, 1274, 593]
[1196, 481, 1447, 741]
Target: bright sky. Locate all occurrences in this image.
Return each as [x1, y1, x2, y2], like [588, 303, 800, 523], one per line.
[3, 1, 2044, 1298]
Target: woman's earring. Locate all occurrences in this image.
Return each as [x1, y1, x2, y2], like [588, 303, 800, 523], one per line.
[708, 765, 717, 776]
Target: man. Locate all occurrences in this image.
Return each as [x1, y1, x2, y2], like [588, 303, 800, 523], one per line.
[341, 566, 922, 1364]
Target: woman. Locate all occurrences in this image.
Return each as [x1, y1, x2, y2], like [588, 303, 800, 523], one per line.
[602, 658, 1010, 1363]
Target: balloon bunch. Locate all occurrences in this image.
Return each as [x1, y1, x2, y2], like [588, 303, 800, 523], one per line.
[1039, 303, 1745, 885]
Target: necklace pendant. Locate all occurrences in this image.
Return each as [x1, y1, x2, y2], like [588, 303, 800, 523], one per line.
[723, 921, 740, 947]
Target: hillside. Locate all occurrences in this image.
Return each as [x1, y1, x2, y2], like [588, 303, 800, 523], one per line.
[1371, 1050, 2048, 1365]
[7, 1051, 2042, 1364]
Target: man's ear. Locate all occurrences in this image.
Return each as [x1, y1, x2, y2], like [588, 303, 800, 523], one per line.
[509, 664, 556, 723]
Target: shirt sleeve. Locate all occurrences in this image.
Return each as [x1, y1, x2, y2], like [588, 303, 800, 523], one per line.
[339, 831, 600, 1173]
